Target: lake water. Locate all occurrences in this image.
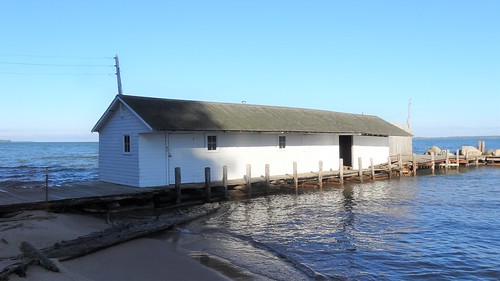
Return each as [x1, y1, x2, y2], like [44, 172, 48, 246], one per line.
[177, 166, 499, 280]
[0, 142, 98, 189]
[0, 138, 499, 280]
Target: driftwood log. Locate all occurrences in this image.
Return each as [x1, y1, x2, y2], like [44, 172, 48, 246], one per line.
[19, 242, 59, 272]
[0, 203, 221, 281]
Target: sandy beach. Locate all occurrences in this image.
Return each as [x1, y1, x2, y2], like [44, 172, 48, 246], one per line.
[0, 210, 231, 281]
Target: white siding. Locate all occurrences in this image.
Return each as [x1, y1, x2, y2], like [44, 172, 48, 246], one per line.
[167, 132, 340, 184]
[98, 103, 150, 187]
[352, 136, 390, 169]
[139, 133, 167, 187]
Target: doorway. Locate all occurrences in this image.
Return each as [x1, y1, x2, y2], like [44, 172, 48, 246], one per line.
[339, 135, 353, 167]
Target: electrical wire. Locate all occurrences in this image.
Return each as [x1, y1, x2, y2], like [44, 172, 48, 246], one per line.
[0, 53, 113, 60]
[0, 71, 113, 76]
[0, 61, 113, 67]
[0, 53, 117, 76]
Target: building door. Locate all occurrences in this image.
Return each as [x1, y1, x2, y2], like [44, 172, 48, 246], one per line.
[339, 135, 353, 167]
[167, 133, 204, 184]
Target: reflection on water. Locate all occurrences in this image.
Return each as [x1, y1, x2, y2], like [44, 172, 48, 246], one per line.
[178, 167, 500, 280]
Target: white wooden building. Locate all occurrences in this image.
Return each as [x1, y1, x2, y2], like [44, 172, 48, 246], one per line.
[92, 95, 411, 187]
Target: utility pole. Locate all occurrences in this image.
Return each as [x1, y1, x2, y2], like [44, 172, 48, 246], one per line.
[114, 55, 123, 95]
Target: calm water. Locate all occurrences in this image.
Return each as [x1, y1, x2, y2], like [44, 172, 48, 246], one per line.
[177, 166, 500, 280]
[1, 138, 499, 280]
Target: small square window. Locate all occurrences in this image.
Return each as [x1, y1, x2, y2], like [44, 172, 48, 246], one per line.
[207, 135, 217, 151]
[124, 135, 131, 153]
[279, 136, 286, 149]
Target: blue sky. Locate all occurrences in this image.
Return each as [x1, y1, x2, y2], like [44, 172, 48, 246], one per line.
[0, 0, 499, 141]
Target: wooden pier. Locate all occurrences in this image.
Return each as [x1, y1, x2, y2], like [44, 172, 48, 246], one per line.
[1, 152, 499, 214]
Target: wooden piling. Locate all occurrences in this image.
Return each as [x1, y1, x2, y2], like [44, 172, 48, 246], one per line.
[205, 167, 211, 202]
[456, 149, 460, 170]
[293, 161, 298, 192]
[246, 164, 252, 197]
[370, 158, 375, 180]
[478, 140, 482, 152]
[445, 150, 450, 171]
[431, 152, 435, 174]
[398, 154, 403, 177]
[412, 153, 417, 176]
[45, 169, 49, 203]
[475, 156, 479, 167]
[222, 166, 228, 200]
[339, 158, 344, 185]
[358, 157, 363, 183]
[387, 156, 392, 179]
[175, 167, 181, 204]
[265, 164, 270, 193]
[318, 161, 323, 190]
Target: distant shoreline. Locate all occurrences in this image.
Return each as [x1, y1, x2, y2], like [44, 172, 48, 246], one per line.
[1, 136, 499, 143]
[413, 135, 499, 140]
[0, 141, 98, 143]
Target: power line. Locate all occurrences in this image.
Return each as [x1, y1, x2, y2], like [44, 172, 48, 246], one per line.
[0, 71, 113, 76]
[0, 53, 113, 60]
[0, 61, 113, 67]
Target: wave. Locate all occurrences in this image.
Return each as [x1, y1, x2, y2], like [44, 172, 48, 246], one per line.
[201, 212, 329, 281]
[230, 232, 330, 280]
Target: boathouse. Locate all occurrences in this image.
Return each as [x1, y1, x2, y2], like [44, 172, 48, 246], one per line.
[92, 95, 411, 187]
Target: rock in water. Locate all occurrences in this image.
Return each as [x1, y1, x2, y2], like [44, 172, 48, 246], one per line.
[424, 146, 442, 155]
[461, 146, 482, 157]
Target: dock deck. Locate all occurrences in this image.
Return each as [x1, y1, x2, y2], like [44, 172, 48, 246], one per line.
[0, 182, 169, 213]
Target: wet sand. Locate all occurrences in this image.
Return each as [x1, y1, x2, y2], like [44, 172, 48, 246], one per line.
[0, 210, 233, 281]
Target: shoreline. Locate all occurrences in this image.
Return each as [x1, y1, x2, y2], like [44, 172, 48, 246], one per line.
[0, 210, 234, 281]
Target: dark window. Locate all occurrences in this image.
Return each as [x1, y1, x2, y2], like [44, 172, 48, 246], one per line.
[279, 136, 286, 149]
[207, 135, 217, 151]
[124, 135, 131, 153]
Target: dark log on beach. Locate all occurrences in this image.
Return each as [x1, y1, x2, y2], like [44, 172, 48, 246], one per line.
[0, 203, 221, 281]
[19, 241, 59, 272]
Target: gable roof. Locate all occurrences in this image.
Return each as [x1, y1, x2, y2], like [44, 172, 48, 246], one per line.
[92, 95, 411, 136]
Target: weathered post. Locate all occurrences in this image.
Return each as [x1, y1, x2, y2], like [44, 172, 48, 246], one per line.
[318, 161, 323, 190]
[370, 158, 375, 180]
[398, 154, 403, 177]
[481, 141, 486, 153]
[412, 153, 417, 176]
[222, 165, 228, 200]
[387, 156, 392, 179]
[265, 164, 270, 194]
[339, 158, 344, 185]
[445, 150, 450, 171]
[205, 167, 211, 202]
[358, 157, 363, 183]
[475, 156, 479, 167]
[431, 152, 435, 174]
[175, 167, 181, 204]
[293, 161, 298, 192]
[456, 149, 460, 170]
[465, 152, 469, 167]
[45, 168, 49, 203]
[246, 164, 252, 197]
[477, 140, 482, 152]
